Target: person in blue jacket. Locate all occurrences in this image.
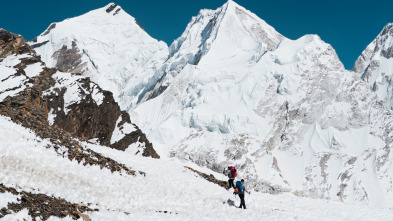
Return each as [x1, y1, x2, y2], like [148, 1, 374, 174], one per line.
[234, 179, 247, 209]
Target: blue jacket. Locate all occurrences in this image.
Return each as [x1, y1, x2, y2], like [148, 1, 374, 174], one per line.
[236, 181, 245, 195]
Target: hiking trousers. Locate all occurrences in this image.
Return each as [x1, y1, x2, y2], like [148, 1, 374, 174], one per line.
[228, 178, 235, 189]
[238, 194, 246, 209]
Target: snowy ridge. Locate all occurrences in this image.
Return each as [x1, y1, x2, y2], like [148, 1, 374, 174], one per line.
[30, 3, 169, 111]
[354, 23, 393, 109]
[140, 0, 284, 102]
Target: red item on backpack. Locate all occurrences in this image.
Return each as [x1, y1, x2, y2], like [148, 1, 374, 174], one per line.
[229, 166, 237, 178]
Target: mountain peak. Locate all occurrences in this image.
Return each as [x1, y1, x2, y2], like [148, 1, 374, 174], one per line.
[380, 23, 393, 37]
[224, 0, 239, 8]
[29, 3, 169, 110]
[104, 3, 122, 16]
[165, 1, 283, 69]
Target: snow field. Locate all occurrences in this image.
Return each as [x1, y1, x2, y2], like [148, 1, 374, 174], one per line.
[1, 116, 393, 220]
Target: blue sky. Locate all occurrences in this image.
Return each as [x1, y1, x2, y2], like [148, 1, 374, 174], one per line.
[1, 0, 392, 69]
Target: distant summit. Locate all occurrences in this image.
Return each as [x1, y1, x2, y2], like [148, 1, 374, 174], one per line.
[138, 0, 285, 102]
[29, 3, 169, 111]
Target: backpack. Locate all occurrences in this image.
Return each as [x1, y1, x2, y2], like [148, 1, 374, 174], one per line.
[235, 181, 244, 194]
[229, 166, 237, 178]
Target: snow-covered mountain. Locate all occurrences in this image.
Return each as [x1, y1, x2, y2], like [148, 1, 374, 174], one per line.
[140, 0, 284, 102]
[132, 1, 393, 207]
[0, 28, 158, 158]
[353, 23, 393, 109]
[24, 0, 393, 210]
[29, 3, 169, 111]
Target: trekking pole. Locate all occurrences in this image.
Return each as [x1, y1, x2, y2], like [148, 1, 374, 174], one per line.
[247, 191, 252, 208]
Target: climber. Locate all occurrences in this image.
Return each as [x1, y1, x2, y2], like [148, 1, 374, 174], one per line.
[233, 179, 247, 209]
[223, 166, 237, 189]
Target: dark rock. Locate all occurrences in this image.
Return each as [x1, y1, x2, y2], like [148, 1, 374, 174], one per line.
[31, 40, 49, 49]
[106, 4, 118, 13]
[135, 19, 144, 30]
[185, 166, 230, 190]
[42, 23, 57, 36]
[0, 184, 94, 221]
[381, 46, 393, 59]
[114, 8, 121, 16]
[52, 42, 85, 72]
[0, 29, 14, 42]
[110, 111, 159, 158]
[0, 30, 33, 58]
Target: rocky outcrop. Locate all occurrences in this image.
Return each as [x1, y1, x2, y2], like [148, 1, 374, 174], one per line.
[0, 29, 159, 162]
[109, 111, 159, 158]
[0, 67, 142, 175]
[0, 184, 95, 221]
[185, 166, 230, 190]
[51, 41, 86, 73]
[0, 29, 33, 58]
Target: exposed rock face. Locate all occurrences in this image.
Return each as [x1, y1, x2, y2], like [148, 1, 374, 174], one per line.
[105, 3, 118, 13]
[0, 29, 33, 57]
[0, 29, 159, 159]
[109, 111, 159, 158]
[0, 184, 95, 221]
[185, 166, 230, 190]
[51, 42, 86, 73]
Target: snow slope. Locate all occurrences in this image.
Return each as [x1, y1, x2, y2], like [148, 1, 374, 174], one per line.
[0, 115, 392, 220]
[30, 3, 169, 111]
[353, 23, 393, 109]
[131, 1, 393, 207]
